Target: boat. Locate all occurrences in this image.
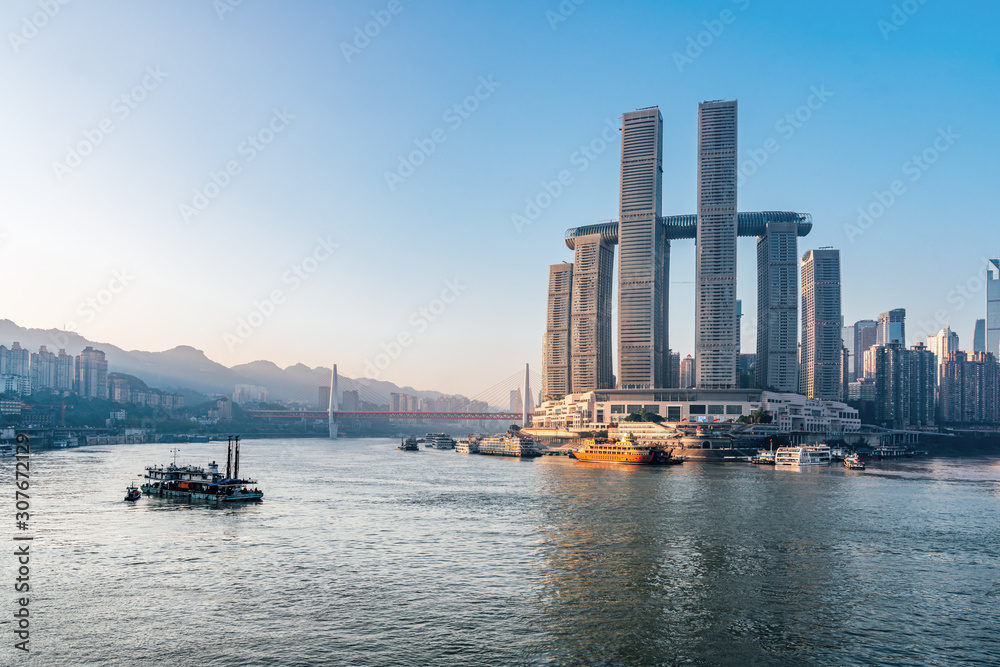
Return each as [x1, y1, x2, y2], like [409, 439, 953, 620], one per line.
[573, 432, 655, 465]
[425, 433, 456, 449]
[774, 444, 832, 466]
[140, 437, 263, 502]
[844, 452, 866, 470]
[456, 437, 479, 454]
[124, 482, 141, 502]
[398, 436, 419, 451]
[478, 432, 540, 458]
[751, 450, 776, 464]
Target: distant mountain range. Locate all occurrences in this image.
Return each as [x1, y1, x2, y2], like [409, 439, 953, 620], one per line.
[0, 320, 454, 406]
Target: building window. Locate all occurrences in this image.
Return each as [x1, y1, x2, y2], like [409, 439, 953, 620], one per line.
[667, 406, 681, 422]
[596, 410, 604, 422]
[726, 405, 743, 415]
[689, 404, 706, 415]
[627, 405, 642, 414]
[610, 404, 625, 414]
[643, 405, 660, 414]
[708, 405, 725, 415]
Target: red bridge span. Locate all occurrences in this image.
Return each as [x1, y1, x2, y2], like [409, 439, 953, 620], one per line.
[248, 410, 524, 421]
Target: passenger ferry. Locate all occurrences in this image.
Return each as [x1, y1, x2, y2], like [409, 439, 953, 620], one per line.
[774, 444, 832, 466]
[141, 437, 263, 502]
[573, 432, 655, 465]
[456, 437, 479, 454]
[398, 436, 419, 451]
[425, 433, 456, 449]
[751, 450, 776, 465]
[478, 433, 540, 458]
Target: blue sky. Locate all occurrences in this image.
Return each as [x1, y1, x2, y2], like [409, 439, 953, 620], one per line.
[1, 0, 997, 395]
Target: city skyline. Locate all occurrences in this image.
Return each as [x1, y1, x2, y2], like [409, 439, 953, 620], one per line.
[3, 1, 998, 396]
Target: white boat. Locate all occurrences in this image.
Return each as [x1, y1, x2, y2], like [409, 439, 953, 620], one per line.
[478, 433, 540, 458]
[774, 444, 831, 466]
[456, 438, 479, 454]
[425, 433, 456, 449]
[844, 452, 866, 470]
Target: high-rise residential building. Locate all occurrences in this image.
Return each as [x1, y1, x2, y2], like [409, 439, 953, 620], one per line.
[926, 326, 960, 383]
[973, 318, 987, 353]
[53, 349, 74, 392]
[841, 346, 851, 400]
[987, 259, 1000, 358]
[617, 107, 667, 389]
[695, 99, 738, 389]
[75, 347, 108, 399]
[572, 234, 615, 393]
[542, 262, 573, 400]
[318, 386, 331, 410]
[872, 342, 936, 429]
[755, 219, 799, 391]
[800, 249, 843, 400]
[30, 346, 56, 392]
[0, 342, 30, 378]
[877, 308, 906, 346]
[939, 351, 999, 425]
[853, 320, 878, 380]
[341, 389, 360, 411]
[680, 355, 694, 388]
[233, 384, 268, 404]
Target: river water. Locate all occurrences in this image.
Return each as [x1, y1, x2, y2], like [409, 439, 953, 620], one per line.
[2, 438, 998, 665]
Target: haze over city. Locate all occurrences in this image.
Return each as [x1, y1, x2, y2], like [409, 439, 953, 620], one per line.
[3, 0, 997, 395]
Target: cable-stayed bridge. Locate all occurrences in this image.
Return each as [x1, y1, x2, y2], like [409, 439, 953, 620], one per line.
[247, 364, 541, 437]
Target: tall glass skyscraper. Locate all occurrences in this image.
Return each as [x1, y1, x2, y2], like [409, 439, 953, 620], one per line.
[542, 263, 573, 400]
[853, 319, 878, 380]
[617, 107, 667, 389]
[800, 249, 843, 400]
[755, 220, 799, 392]
[973, 318, 986, 353]
[987, 259, 1000, 358]
[571, 234, 615, 393]
[877, 308, 906, 346]
[695, 100, 738, 389]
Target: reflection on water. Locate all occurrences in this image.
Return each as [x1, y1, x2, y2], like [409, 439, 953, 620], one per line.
[1, 441, 997, 665]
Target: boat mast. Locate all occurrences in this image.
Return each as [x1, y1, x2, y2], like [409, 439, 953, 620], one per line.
[226, 436, 233, 478]
[171, 448, 180, 466]
[233, 435, 240, 480]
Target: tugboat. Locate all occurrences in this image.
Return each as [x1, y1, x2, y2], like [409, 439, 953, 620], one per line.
[124, 482, 141, 502]
[140, 436, 263, 502]
[398, 435, 419, 451]
[844, 452, 866, 470]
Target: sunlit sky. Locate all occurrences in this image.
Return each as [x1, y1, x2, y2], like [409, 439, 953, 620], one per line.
[2, 0, 997, 395]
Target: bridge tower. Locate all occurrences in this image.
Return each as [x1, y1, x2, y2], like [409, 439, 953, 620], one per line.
[329, 364, 339, 439]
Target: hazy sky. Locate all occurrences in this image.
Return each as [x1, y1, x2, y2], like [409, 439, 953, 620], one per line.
[2, 0, 997, 396]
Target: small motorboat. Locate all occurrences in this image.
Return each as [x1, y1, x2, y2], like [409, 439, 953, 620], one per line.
[125, 482, 141, 501]
[844, 453, 866, 470]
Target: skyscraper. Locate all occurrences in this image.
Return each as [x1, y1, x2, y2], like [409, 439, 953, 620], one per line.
[877, 308, 906, 346]
[667, 351, 681, 388]
[680, 355, 694, 388]
[542, 262, 573, 400]
[30, 346, 56, 392]
[926, 326, 960, 383]
[617, 107, 666, 389]
[973, 318, 987, 353]
[987, 259, 1000, 358]
[800, 248, 843, 400]
[872, 342, 936, 429]
[755, 219, 799, 391]
[572, 234, 615, 393]
[853, 320, 877, 380]
[939, 351, 1000, 425]
[75, 346, 108, 399]
[695, 99, 738, 389]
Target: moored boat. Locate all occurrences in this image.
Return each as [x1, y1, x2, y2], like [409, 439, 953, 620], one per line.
[774, 444, 832, 466]
[398, 436, 419, 451]
[456, 437, 479, 454]
[141, 437, 263, 502]
[478, 432, 540, 458]
[425, 433, 456, 449]
[574, 432, 655, 465]
[752, 450, 776, 465]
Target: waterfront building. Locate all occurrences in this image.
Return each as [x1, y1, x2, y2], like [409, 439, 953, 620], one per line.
[939, 351, 999, 425]
[755, 219, 800, 392]
[617, 107, 667, 389]
[926, 327, 960, 383]
[877, 308, 906, 346]
[571, 235, 615, 393]
[988, 259, 1000, 358]
[974, 318, 986, 353]
[75, 347, 108, 399]
[542, 262, 573, 399]
[872, 342, 936, 429]
[110, 376, 130, 403]
[853, 320, 878, 380]
[695, 100, 739, 390]
[800, 249, 843, 400]
[680, 355, 694, 388]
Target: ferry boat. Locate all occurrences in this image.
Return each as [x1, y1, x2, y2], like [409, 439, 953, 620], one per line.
[573, 432, 655, 465]
[425, 433, 456, 449]
[456, 437, 479, 454]
[124, 482, 141, 502]
[844, 452, 866, 470]
[774, 444, 832, 466]
[141, 437, 263, 502]
[478, 433, 540, 458]
[751, 450, 776, 465]
[398, 436, 419, 451]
